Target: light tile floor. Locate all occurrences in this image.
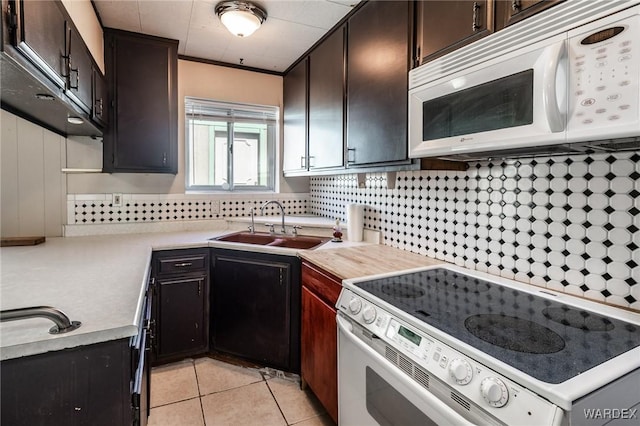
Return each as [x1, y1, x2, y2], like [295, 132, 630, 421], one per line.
[148, 357, 336, 426]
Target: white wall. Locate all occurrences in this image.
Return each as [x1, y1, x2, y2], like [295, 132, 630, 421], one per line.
[1, 110, 66, 237]
[67, 59, 309, 194]
[60, 0, 104, 73]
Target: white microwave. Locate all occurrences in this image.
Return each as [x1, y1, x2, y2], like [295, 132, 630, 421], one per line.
[409, 2, 640, 159]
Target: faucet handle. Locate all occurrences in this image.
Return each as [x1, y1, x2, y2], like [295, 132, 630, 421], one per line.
[264, 223, 275, 233]
[292, 225, 303, 236]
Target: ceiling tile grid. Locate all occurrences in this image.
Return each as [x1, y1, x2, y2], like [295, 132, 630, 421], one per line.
[94, 0, 358, 72]
[308, 151, 640, 311]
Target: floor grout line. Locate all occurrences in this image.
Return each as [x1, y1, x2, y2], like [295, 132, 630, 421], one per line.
[264, 379, 291, 426]
[193, 361, 207, 426]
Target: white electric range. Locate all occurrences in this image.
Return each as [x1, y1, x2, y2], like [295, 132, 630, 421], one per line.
[336, 264, 640, 425]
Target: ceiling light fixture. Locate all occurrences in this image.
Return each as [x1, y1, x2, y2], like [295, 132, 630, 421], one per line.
[215, 1, 267, 38]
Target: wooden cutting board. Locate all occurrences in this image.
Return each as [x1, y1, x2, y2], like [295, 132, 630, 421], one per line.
[1, 236, 46, 247]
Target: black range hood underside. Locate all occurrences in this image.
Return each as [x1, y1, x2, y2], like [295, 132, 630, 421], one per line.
[0, 49, 102, 138]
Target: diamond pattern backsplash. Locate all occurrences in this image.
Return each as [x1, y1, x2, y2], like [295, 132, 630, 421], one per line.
[69, 194, 308, 224]
[310, 152, 640, 310]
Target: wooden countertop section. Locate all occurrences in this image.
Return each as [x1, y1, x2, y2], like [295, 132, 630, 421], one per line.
[299, 244, 444, 280]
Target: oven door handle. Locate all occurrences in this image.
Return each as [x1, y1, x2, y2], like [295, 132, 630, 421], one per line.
[336, 313, 476, 426]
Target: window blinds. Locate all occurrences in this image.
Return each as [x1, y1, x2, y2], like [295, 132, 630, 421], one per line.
[185, 97, 278, 124]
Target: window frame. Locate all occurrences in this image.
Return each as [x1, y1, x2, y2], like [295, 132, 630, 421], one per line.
[185, 97, 278, 193]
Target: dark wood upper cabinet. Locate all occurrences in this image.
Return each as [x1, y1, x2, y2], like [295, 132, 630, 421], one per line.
[92, 67, 108, 127]
[416, 0, 494, 65]
[308, 26, 345, 170]
[65, 22, 93, 114]
[346, 0, 411, 167]
[282, 58, 308, 173]
[495, 0, 564, 30]
[14, 0, 67, 88]
[104, 29, 178, 173]
[3, 0, 106, 135]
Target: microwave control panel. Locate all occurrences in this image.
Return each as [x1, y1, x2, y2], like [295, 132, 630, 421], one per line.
[568, 10, 639, 134]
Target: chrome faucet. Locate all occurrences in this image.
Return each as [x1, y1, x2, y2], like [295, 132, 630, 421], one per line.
[248, 207, 256, 233]
[260, 200, 286, 234]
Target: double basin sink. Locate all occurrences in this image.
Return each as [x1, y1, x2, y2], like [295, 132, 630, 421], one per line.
[212, 231, 330, 250]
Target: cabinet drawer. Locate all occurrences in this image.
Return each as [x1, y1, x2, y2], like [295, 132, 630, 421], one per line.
[301, 262, 342, 305]
[155, 249, 209, 275]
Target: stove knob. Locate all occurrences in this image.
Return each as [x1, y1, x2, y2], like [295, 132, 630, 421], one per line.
[348, 297, 362, 314]
[481, 377, 509, 408]
[362, 306, 377, 324]
[449, 358, 473, 385]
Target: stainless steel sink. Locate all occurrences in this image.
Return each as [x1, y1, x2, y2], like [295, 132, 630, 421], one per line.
[212, 232, 329, 250]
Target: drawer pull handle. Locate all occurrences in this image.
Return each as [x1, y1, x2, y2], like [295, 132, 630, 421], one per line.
[174, 262, 193, 267]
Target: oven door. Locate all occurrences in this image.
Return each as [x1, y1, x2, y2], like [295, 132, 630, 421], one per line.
[337, 314, 474, 426]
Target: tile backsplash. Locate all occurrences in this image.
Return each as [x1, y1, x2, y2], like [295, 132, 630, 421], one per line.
[68, 193, 308, 225]
[310, 152, 640, 310]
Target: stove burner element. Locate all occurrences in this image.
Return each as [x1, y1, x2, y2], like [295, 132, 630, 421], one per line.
[381, 283, 426, 299]
[465, 314, 565, 354]
[542, 306, 615, 332]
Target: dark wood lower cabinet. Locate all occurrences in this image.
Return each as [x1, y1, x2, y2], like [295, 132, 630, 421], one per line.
[157, 275, 208, 358]
[210, 249, 301, 373]
[301, 261, 341, 423]
[0, 339, 137, 426]
[152, 248, 210, 363]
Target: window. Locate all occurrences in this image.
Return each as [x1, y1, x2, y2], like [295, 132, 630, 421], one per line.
[185, 98, 277, 191]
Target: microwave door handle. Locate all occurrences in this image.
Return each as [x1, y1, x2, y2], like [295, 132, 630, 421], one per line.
[542, 41, 567, 133]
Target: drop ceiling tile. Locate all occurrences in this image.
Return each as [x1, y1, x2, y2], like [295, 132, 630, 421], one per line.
[94, 0, 359, 72]
[138, 1, 193, 41]
[262, 0, 354, 30]
[94, 0, 142, 32]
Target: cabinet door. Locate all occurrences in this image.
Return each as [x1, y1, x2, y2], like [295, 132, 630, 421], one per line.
[157, 275, 208, 358]
[346, 1, 410, 167]
[66, 23, 93, 114]
[301, 287, 338, 423]
[416, 0, 493, 64]
[104, 30, 178, 173]
[283, 59, 308, 173]
[15, 0, 67, 88]
[92, 68, 108, 127]
[0, 339, 132, 426]
[495, 0, 564, 30]
[212, 255, 292, 370]
[308, 27, 345, 170]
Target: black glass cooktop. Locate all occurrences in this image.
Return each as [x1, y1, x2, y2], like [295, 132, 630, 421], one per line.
[354, 268, 640, 384]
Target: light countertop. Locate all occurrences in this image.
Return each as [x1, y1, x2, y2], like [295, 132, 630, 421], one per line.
[0, 231, 217, 360]
[0, 223, 372, 360]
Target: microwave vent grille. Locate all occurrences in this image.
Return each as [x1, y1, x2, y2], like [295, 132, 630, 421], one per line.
[410, 0, 634, 89]
[584, 138, 640, 151]
[439, 137, 640, 162]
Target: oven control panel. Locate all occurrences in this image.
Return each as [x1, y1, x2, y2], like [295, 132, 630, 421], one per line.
[337, 289, 562, 426]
